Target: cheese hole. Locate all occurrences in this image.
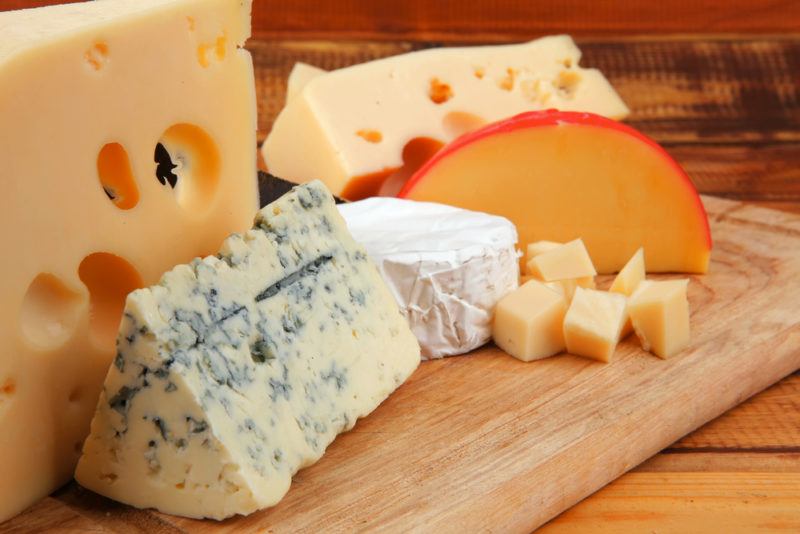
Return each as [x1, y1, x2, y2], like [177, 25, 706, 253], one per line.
[343, 137, 445, 200]
[378, 137, 444, 197]
[97, 143, 140, 210]
[1, 379, 15, 396]
[85, 42, 109, 71]
[215, 34, 227, 61]
[78, 253, 143, 351]
[473, 67, 485, 79]
[197, 44, 211, 68]
[20, 274, 83, 350]
[442, 111, 487, 139]
[555, 70, 582, 98]
[497, 67, 518, 91]
[429, 78, 454, 104]
[356, 130, 383, 143]
[156, 124, 221, 214]
[186, 16, 196, 31]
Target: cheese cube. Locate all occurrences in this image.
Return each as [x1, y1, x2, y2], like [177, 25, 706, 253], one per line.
[563, 288, 627, 362]
[263, 36, 629, 199]
[628, 279, 691, 359]
[493, 281, 567, 362]
[609, 247, 646, 337]
[526, 238, 597, 281]
[286, 62, 326, 102]
[526, 240, 562, 259]
[0, 0, 257, 521]
[76, 182, 421, 519]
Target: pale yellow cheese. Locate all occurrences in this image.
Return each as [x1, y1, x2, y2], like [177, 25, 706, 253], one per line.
[526, 240, 562, 259]
[286, 62, 326, 102]
[493, 281, 567, 362]
[609, 247, 645, 337]
[526, 238, 597, 281]
[563, 287, 627, 362]
[263, 35, 630, 199]
[628, 279, 691, 359]
[0, 0, 257, 521]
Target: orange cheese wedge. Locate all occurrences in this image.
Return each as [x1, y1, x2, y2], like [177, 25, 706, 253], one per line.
[399, 110, 711, 273]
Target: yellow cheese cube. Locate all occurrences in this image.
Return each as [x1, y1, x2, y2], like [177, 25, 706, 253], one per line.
[628, 279, 691, 359]
[526, 240, 562, 259]
[526, 238, 597, 281]
[493, 281, 567, 362]
[563, 287, 627, 362]
[609, 247, 645, 337]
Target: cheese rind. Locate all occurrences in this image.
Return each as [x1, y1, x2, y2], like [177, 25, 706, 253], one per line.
[75, 181, 421, 519]
[628, 279, 691, 359]
[338, 197, 519, 359]
[493, 281, 567, 362]
[263, 35, 629, 198]
[0, 0, 257, 521]
[563, 287, 627, 363]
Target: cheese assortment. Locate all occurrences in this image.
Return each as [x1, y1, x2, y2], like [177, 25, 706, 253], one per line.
[0, 0, 714, 523]
[337, 197, 519, 359]
[0, 0, 257, 521]
[263, 36, 629, 199]
[76, 181, 421, 519]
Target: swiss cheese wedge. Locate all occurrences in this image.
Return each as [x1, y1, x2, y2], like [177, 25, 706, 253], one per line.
[0, 0, 257, 521]
[400, 110, 711, 273]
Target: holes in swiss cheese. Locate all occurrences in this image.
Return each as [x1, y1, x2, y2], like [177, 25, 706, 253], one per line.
[356, 130, 383, 143]
[20, 273, 83, 349]
[378, 137, 445, 197]
[85, 42, 109, 71]
[97, 143, 140, 210]
[155, 124, 221, 213]
[0, 378, 15, 419]
[442, 111, 486, 139]
[428, 78, 454, 104]
[78, 253, 143, 350]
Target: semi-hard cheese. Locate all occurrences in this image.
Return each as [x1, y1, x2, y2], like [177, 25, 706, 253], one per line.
[609, 247, 646, 337]
[563, 288, 627, 363]
[338, 197, 519, 359]
[0, 0, 257, 521]
[263, 36, 629, 199]
[628, 279, 691, 359]
[527, 239, 597, 281]
[76, 182, 421, 519]
[493, 281, 567, 362]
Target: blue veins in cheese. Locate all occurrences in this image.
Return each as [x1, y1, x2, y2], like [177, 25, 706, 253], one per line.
[75, 181, 421, 520]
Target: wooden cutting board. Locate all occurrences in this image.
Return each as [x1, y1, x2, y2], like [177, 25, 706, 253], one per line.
[10, 194, 799, 533]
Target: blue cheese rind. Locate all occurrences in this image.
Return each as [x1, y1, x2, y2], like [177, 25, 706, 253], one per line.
[75, 181, 421, 519]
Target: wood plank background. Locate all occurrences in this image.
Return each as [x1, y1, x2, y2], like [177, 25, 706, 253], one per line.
[2, 1, 800, 532]
[5, 0, 800, 38]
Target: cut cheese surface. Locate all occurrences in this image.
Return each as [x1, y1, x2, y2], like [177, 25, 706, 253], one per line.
[286, 62, 326, 102]
[527, 238, 597, 281]
[609, 247, 646, 337]
[76, 182, 421, 519]
[0, 0, 257, 521]
[263, 36, 629, 199]
[401, 110, 712, 274]
[493, 281, 567, 362]
[563, 287, 627, 363]
[526, 240, 562, 260]
[544, 276, 596, 303]
[628, 279, 691, 359]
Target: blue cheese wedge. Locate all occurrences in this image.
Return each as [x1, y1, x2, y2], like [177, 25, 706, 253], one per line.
[75, 181, 421, 519]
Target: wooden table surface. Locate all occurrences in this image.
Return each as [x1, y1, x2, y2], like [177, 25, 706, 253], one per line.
[249, 35, 800, 532]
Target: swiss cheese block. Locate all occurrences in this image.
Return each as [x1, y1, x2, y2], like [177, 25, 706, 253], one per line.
[628, 279, 691, 359]
[563, 288, 627, 363]
[0, 0, 257, 521]
[493, 281, 567, 362]
[263, 36, 629, 199]
[76, 182, 421, 519]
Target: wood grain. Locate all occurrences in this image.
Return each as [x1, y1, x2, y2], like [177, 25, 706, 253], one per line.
[10, 196, 798, 533]
[5, 1, 800, 38]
